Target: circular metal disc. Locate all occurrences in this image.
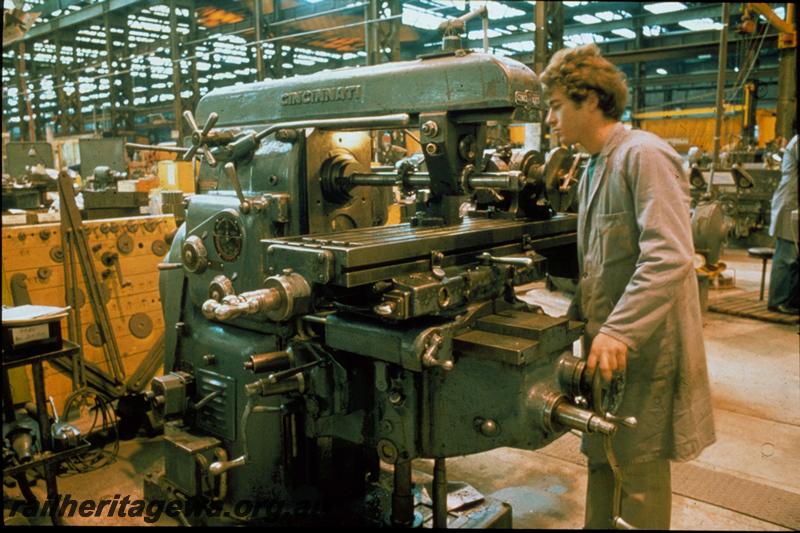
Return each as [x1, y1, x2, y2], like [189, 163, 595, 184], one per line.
[50, 246, 64, 263]
[86, 324, 103, 347]
[151, 239, 168, 257]
[128, 313, 153, 339]
[117, 233, 134, 254]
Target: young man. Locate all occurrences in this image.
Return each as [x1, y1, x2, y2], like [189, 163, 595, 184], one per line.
[540, 44, 716, 529]
[767, 133, 799, 315]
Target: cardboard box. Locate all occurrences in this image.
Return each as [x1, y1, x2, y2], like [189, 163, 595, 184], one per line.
[158, 160, 196, 193]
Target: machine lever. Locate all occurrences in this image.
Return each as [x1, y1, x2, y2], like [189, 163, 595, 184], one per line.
[604, 413, 638, 429]
[223, 162, 250, 213]
[209, 455, 246, 476]
[421, 332, 453, 371]
[266, 360, 324, 385]
[183, 111, 219, 166]
[478, 252, 534, 268]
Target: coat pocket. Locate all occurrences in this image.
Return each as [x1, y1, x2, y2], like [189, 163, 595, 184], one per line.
[596, 211, 637, 265]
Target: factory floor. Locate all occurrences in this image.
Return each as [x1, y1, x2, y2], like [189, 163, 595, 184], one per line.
[4, 246, 798, 529]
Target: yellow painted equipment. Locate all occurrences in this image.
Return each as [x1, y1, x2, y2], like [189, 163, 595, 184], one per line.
[2, 214, 177, 414]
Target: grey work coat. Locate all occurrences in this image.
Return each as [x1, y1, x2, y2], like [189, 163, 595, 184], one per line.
[567, 122, 716, 466]
[769, 134, 798, 242]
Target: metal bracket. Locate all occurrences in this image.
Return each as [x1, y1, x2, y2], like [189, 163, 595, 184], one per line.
[430, 250, 446, 280]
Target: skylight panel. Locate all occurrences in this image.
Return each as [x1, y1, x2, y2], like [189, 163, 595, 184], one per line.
[644, 3, 686, 15]
[503, 41, 534, 52]
[467, 28, 501, 40]
[482, 1, 525, 20]
[574, 14, 600, 24]
[596, 11, 622, 22]
[679, 18, 723, 31]
[612, 28, 636, 39]
[656, 68, 668, 75]
[564, 33, 605, 47]
[643, 25, 662, 37]
[564, 1, 587, 7]
[428, 0, 466, 9]
[402, 4, 447, 30]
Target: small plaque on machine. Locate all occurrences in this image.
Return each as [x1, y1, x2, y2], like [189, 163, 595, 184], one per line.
[2, 304, 69, 360]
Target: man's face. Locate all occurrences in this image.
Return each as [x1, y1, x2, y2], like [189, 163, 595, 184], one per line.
[545, 86, 587, 147]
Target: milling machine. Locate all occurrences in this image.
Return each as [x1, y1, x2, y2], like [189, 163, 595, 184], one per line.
[144, 49, 628, 527]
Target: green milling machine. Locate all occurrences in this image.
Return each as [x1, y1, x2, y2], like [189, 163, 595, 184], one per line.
[142, 46, 630, 527]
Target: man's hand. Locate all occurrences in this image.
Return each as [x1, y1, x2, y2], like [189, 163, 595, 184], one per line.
[587, 333, 628, 383]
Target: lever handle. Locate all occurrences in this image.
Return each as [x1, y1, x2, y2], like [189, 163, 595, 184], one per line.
[48, 396, 60, 423]
[183, 111, 219, 166]
[209, 455, 246, 476]
[478, 252, 534, 268]
[224, 162, 250, 213]
[421, 333, 453, 371]
[605, 413, 638, 429]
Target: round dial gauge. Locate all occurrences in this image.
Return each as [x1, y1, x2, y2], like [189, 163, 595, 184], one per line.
[213, 214, 243, 262]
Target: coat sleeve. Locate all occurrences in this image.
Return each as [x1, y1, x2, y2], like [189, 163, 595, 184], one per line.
[599, 141, 696, 352]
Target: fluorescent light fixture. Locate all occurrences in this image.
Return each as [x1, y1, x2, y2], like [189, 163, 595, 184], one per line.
[644, 3, 686, 15]
[612, 28, 636, 39]
[774, 7, 785, 18]
[679, 18, 723, 31]
[575, 14, 601, 24]
[564, 1, 587, 6]
[656, 68, 668, 75]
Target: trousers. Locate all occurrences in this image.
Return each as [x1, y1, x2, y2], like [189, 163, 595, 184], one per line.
[584, 459, 671, 530]
[768, 237, 799, 309]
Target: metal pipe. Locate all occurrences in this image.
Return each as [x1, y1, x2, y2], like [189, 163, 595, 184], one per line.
[254, 0, 264, 82]
[254, 113, 410, 142]
[433, 457, 448, 528]
[126, 143, 189, 154]
[710, 2, 730, 194]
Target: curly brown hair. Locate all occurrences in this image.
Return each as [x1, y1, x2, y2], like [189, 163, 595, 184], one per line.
[540, 43, 628, 121]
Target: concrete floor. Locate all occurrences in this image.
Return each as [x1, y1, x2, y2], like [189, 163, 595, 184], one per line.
[4, 247, 798, 528]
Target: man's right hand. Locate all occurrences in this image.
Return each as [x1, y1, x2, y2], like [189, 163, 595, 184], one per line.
[586, 332, 628, 383]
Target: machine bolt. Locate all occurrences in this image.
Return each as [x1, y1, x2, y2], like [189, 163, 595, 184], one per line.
[421, 120, 439, 137]
[388, 391, 404, 406]
[202, 354, 216, 365]
[479, 418, 499, 437]
[377, 439, 399, 464]
[425, 143, 438, 156]
[380, 420, 394, 434]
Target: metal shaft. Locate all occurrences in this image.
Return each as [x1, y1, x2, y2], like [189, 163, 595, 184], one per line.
[391, 460, 414, 526]
[710, 2, 730, 188]
[433, 457, 448, 528]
